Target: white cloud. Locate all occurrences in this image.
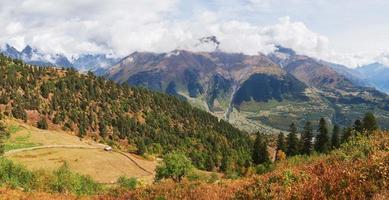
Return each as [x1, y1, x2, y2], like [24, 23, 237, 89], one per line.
[0, 0, 386, 68]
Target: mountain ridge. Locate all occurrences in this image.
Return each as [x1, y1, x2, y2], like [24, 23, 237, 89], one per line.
[2, 43, 389, 131]
[0, 44, 120, 72]
[104, 48, 389, 131]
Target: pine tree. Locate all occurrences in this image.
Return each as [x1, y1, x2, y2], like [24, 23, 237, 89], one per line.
[362, 112, 378, 134]
[98, 120, 108, 138]
[353, 119, 363, 133]
[341, 127, 353, 144]
[315, 118, 330, 153]
[275, 132, 286, 161]
[276, 132, 286, 152]
[286, 123, 299, 156]
[37, 117, 48, 129]
[300, 121, 313, 155]
[331, 124, 340, 149]
[0, 115, 7, 155]
[252, 132, 270, 165]
[136, 139, 146, 156]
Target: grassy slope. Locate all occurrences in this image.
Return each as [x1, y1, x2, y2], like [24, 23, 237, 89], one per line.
[111, 131, 389, 200]
[3, 119, 157, 184]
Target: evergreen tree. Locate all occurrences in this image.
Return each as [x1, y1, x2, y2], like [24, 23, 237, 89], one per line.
[78, 123, 86, 138]
[314, 118, 330, 153]
[206, 155, 216, 171]
[0, 115, 7, 155]
[276, 132, 286, 153]
[341, 127, 353, 144]
[252, 133, 270, 165]
[11, 104, 27, 122]
[37, 117, 48, 130]
[331, 124, 340, 149]
[136, 139, 146, 156]
[286, 123, 299, 156]
[300, 121, 313, 155]
[362, 112, 379, 134]
[98, 120, 108, 138]
[353, 119, 364, 133]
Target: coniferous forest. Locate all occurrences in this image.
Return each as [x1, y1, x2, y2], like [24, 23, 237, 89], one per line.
[0, 54, 252, 173]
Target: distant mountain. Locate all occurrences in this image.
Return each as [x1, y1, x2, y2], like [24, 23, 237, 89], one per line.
[357, 63, 389, 94]
[0, 44, 20, 59]
[105, 48, 389, 131]
[320, 61, 370, 87]
[0, 44, 72, 68]
[0, 44, 119, 72]
[269, 49, 354, 89]
[72, 54, 120, 73]
[269, 46, 389, 128]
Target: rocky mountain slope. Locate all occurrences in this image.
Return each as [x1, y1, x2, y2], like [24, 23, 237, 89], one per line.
[104, 48, 389, 131]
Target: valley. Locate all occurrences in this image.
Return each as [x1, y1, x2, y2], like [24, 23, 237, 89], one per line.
[1, 1, 389, 199]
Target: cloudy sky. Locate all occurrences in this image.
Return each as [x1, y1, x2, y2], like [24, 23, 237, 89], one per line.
[0, 0, 388, 67]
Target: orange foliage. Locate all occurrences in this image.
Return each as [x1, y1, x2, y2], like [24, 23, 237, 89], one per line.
[100, 132, 389, 200]
[276, 150, 286, 161]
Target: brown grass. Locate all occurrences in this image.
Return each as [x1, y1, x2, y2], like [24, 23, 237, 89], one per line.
[4, 119, 157, 184]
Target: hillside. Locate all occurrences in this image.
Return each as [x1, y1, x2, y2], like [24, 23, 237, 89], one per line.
[105, 131, 389, 200]
[269, 47, 389, 128]
[0, 54, 252, 173]
[104, 49, 389, 131]
[1, 130, 387, 199]
[3, 118, 156, 184]
[104, 50, 313, 131]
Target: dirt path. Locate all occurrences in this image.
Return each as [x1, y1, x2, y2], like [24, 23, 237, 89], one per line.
[4, 145, 102, 156]
[114, 150, 154, 174]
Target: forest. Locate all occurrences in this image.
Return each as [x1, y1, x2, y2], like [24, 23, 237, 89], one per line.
[0, 54, 252, 174]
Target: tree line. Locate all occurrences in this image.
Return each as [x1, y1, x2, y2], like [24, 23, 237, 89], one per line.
[252, 112, 379, 165]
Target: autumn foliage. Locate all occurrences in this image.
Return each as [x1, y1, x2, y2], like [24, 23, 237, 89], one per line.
[101, 131, 388, 200]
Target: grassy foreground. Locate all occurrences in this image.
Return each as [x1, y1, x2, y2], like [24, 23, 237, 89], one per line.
[0, 131, 388, 199]
[103, 131, 389, 200]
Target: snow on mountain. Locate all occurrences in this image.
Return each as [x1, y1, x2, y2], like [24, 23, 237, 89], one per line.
[0, 44, 119, 72]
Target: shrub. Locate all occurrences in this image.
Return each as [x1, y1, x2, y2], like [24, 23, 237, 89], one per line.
[338, 134, 372, 160]
[117, 176, 137, 190]
[0, 158, 37, 191]
[208, 173, 219, 183]
[50, 163, 101, 195]
[155, 152, 193, 182]
[255, 162, 275, 175]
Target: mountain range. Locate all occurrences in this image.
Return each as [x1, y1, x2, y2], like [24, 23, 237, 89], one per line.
[1, 43, 388, 132]
[0, 44, 119, 73]
[103, 47, 389, 132]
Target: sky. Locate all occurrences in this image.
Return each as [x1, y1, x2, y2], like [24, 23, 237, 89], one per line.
[0, 0, 388, 67]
